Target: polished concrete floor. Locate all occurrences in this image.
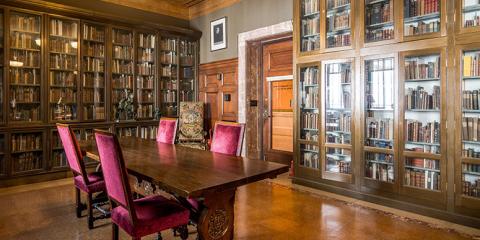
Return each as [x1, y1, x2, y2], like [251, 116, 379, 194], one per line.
[0, 178, 477, 240]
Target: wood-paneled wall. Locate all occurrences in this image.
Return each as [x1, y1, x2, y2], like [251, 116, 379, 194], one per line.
[199, 58, 238, 133]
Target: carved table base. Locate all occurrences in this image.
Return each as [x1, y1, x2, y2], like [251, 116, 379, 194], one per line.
[197, 189, 236, 240]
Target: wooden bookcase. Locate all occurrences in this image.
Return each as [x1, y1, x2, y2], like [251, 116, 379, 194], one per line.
[294, 0, 480, 226]
[0, 3, 200, 187]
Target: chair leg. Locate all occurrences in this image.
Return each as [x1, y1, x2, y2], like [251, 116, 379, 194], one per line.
[75, 188, 82, 218]
[179, 225, 189, 240]
[87, 193, 94, 229]
[112, 223, 119, 240]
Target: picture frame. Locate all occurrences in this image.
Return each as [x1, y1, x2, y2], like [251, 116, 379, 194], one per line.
[210, 17, 227, 51]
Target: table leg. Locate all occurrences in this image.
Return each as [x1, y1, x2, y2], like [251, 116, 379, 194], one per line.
[197, 188, 236, 240]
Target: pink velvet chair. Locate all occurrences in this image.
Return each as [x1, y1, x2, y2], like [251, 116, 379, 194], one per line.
[56, 123, 106, 229]
[210, 121, 246, 156]
[94, 130, 189, 240]
[156, 117, 178, 144]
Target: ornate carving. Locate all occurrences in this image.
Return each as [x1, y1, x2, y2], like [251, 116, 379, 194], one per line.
[208, 209, 229, 239]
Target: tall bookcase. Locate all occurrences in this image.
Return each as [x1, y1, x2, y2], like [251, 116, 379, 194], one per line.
[294, 0, 480, 225]
[0, 3, 200, 187]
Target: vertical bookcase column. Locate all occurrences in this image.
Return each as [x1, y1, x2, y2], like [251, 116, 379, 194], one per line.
[136, 31, 156, 120]
[159, 36, 178, 117]
[179, 39, 196, 104]
[299, 0, 320, 52]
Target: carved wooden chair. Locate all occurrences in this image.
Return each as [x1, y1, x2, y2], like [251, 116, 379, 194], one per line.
[177, 102, 207, 150]
[156, 117, 178, 144]
[56, 123, 106, 229]
[94, 130, 189, 240]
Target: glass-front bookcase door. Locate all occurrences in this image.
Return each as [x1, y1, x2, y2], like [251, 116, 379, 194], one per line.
[136, 31, 156, 120]
[363, 57, 396, 187]
[81, 22, 106, 121]
[462, 0, 480, 29]
[0, 133, 5, 176]
[297, 64, 320, 176]
[300, 0, 320, 52]
[159, 36, 178, 117]
[0, 10, 4, 125]
[322, 60, 353, 182]
[11, 131, 44, 175]
[364, 0, 394, 43]
[9, 11, 42, 123]
[325, 0, 351, 49]
[111, 27, 134, 121]
[48, 16, 79, 122]
[403, 0, 441, 37]
[401, 52, 442, 193]
[179, 39, 196, 103]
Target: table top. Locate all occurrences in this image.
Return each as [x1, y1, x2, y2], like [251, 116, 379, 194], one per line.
[80, 137, 289, 198]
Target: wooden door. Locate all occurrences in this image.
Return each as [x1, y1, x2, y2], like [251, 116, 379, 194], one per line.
[262, 39, 293, 165]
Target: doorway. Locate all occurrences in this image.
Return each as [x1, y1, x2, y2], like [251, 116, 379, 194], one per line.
[261, 37, 293, 165]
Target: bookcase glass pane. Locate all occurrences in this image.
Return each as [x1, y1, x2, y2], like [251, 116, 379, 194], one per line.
[0, 134, 5, 175]
[364, 57, 394, 149]
[0, 11, 3, 123]
[365, 152, 394, 182]
[139, 125, 158, 140]
[462, 163, 480, 198]
[462, 50, 480, 158]
[463, 0, 480, 28]
[11, 132, 43, 173]
[9, 11, 42, 122]
[179, 39, 196, 103]
[325, 62, 351, 144]
[365, 0, 394, 43]
[49, 17, 79, 121]
[111, 28, 134, 121]
[326, 0, 351, 48]
[160, 37, 178, 117]
[404, 54, 441, 154]
[299, 66, 319, 141]
[403, 0, 441, 36]
[404, 157, 440, 191]
[116, 127, 138, 138]
[301, 0, 320, 52]
[52, 130, 67, 168]
[325, 147, 351, 174]
[300, 143, 319, 169]
[137, 32, 156, 119]
[82, 23, 106, 120]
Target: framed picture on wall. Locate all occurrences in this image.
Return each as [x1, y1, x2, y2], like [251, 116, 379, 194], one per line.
[210, 17, 227, 51]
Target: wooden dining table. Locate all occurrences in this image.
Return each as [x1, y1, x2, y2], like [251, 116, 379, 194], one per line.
[80, 137, 289, 240]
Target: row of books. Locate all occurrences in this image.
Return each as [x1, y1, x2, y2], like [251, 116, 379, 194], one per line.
[404, 0, 440, 18]
[10, 69, 40, 85]
[301, 18, 319, 36]
[137, 91, 154, 103]
[326, 159, 351, 174]
[365, 161, 395, 182]
[137, 76, 154, 89]
[138, 34, 155, 49]
[83, 42, 105, 58]
[116, 127, 138, 138]
[327, 13, 349, 32]
[137, 105, 154, 119]
[161, 66, 177, 78]
[10, 32, 41, 50]
[463, 163, 480, 172]
[406, 157, 439, 170]
[160, 39, 177, 52]
[366, 28, 394, 42]
[49, 89, 76, 103]
[138, 48, 155, 62]
[50, 20, 77, 38]
[465, 15, 480, 28]
[463, 54, 480, 77]
[162, 91, 177, 103]
[301, 37, 320, 52]
[49, 55, 77, 70]
[113, 46, 133, 60]
[326, 132, 350, 144]
[13, 152, 42, 173]
[302, 0, 319, 16]
[304, 90, 318, 109]
[49, 38, 77, 54]
[327, 0, 349, 10]
[405, 57, 440, 80]
[52, 106, 76, 120]
[327, 63, 351, 83]
[112, 29, 133, 46]
[366, 152, 394, 164]
[462, 163, 480, 198]
[182, 68, 194, 79]
[11, 51, 40, 67]
[160, 52, 178, 65]
[302, 112, 319, 130]
[49, 72, 76, 86]
[112, 75, 134, 88]
[404, 20, 440, 36]
[138, 126, 158, 140]
[301, 151, 319, 169]
[462, 117, 480, 142]
[11, 14, 41, 32]
[326, 112, 351, 132]
[366, 117, 394, 141]
[327, 33, 351, 48]
[83, 106, 105, 120]
[82, 89, 104, 103]
[462, 180, 480, 198]
[83, 25, 105, 42]
[11, 133, 42, 152]
[180, 56, 194, 66]
[10, 107, 40, 122]
[302, 67, 318, 85]
[405, 120, 440, 144]
[82, 74, 104, 88]
[10, 87, 40, 102]
[137, 63, 156, 76]
[83, 58, 104, 72]
[160, 80, 177, 90]
[405, 86, 440, 110]
[366, 1, 393, 26]
[51, 151, 67, 168]
[462, 148, 480, 158]
[112, 60, 133, 74]
[404, 168, 440, 190]
[463, 90, 480, 110]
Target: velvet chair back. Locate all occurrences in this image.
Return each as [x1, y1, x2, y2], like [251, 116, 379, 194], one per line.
[56, 124, 88, 182]
[94, 130, 137, 222]
[156, 118, 178, 144]
[210, 121, 245, 156]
